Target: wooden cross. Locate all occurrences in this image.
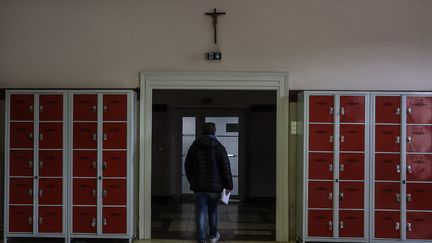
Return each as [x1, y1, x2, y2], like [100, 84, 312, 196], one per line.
[205, 8, 226, 44]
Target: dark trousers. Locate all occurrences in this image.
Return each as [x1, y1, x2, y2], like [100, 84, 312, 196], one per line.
[195, 192, 220, 242]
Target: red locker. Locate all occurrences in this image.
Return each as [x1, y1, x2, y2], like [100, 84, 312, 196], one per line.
[73, 94, 97, 121]
[309, 96, 334, 123]
[339, 210, 364, 237]
[9, 150, 33, 176]
[73, 179, 97, 205]
[73, 206, 97, 233]
[375, 182, 400, 210]
[73, 151, 97, 177]
[9, 206, 33, 232]
[308, 153, 333, 180]
[102, 207, 127, 234]
[309, 124, 333, 151]
[103, 179, 127, 205]
[39, 95, 63, 121]
[339, 182, 364, 209]
[340, 124, 364, 151]
[407, 97, 432, 124]
[407, 212, 432, 240]
[339, 153, 364, 180]
[10, 94, 34, 121]
[375, 154, 401, 181]
[103, 151, 127, 177]
[407, 125, 432, 153]
[9, 178, 33, 204]
[340, 96, 365, 123]
[103, 123, 127, 149]
[406, 183, 432, 210]
[39, 123, 63, 149]
[73, 123, 97, 149]
[39, 179, 62, 205]
[308, 181, 333, 208]
[39, 150, 62, 177]
[308, 210, 333, 237]
[103, 94, 127, 121]
[10, 122, 34, 148]
[407, 154, 432, 181]
[374, 211, 400, 239]
[38, 206, 62, 233]
[375, 96, 401, 124]
[375, 125, 400, 152]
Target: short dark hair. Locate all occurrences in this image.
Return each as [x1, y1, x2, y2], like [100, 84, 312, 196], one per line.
[202, 122, 216, 135]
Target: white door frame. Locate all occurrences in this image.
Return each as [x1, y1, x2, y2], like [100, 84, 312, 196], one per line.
[139, 71, 290, 241]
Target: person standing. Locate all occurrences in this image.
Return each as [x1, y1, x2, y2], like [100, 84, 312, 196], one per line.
[185, 122, 233, 243]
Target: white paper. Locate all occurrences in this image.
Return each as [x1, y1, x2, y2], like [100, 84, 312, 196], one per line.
[221, 189, 231, 205]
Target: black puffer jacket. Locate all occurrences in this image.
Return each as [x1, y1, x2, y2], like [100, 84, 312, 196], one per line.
[185, 136, 233, 193]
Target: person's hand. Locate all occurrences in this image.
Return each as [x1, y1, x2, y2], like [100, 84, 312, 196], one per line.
[225, 189, 232, 195]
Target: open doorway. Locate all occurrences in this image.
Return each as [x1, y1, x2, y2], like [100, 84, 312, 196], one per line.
[151, 90, 277, 241]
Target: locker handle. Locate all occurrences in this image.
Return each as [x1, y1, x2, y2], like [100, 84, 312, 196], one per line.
[339, 192, 344, 201]
[39, 217, 43, 224]
[103, 133, 107, 141]
[103, 190, 107, 197]
[92, 133, 97, 141]
[329, 192, 333, 200]
[92, 189, 96, 197]
[407, 136, 412, 144]
[29, 105, 34, 112]
[28, 217, 32, 225]
[395, 193, 400, 202]
[103, 105, 108, 112]
[340, 164, 344, 172]
[407, 193, 412, 202]
[328, 221, 333, 231]
[39, 133, 44, 141]
[407, 222, 412, 232]
[92, 161, 97, 169]
[407, 165, 412, 174]
[328, 164, 333, 172]
[39, 189, 43, 198]
[396, 165, 400, 174]
[103, 161, 107, 170]
[28, 161, 33, 168]
[340, 221, 344, 229]
[396, 136, 400, 144]
[395, 222, 400, 230]
[329, 136, 333, 143]
[340, 107, 345, 116]
[40, 161, 44, 168]
[329, 107, 334, 114]
[340, 135, 345, 143]
[29, 133, 33, 139]
[39, 105, 44, 112]
[28, 189, 33, 196]
[103, 218, 107, 226]
[92, 105, 97, 112]
[91, 217, 96, 227]
[407, 107, 413, 114]
[395, 107, 401, 115]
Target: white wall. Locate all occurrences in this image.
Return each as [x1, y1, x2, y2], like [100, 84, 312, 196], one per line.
[0, 0, 431, 90]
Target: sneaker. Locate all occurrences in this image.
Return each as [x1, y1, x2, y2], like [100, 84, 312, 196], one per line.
[210, 232, 220, 243]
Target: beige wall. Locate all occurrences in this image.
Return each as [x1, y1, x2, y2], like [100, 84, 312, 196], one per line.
[0, 0, 431, 90]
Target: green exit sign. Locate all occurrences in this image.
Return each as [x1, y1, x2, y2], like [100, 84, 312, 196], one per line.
[207, 52, 222, 61]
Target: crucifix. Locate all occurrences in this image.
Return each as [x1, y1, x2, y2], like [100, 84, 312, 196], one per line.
[205, 8, 226, 44]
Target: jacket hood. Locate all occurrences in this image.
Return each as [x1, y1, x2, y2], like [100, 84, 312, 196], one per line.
[195, 135, 219, 149]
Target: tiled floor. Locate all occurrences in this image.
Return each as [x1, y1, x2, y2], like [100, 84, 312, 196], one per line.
[152, 197, 276, 241]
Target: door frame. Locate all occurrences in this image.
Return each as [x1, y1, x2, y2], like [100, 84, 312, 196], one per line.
[139, 71, 289, 241]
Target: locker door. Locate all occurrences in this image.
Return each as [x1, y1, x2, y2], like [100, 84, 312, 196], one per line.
[10, 122, 34, 148]
[339, 153, 364, 180]
[9, 206, 33, 232]
[102, 179, 127, 205]
[103, 94, 127, 121]
[39, 95, 63, 121]
[309, 124, 333, 151]
[102, 207, 127, 234]
[375, 182, 400, 209]
[374, 211, 400, 239]
[73, 179, 97, 205]
[73, 206, 97, 233]
[339, 182, 364, 209]
[9, 150, 33, 176]
[340, 96, 365, 123]
[103, 123, 127, 149]
[38, 206, 62, 233]
[39, 178, 62, 205]
[73, 151, 97, 177]
[375, 125, 400, 152]
[308, 181, 333, 208]
[406, 183, 432, 210]
[407, 125, 432, 153]
[309, 95, 334, 122]
[375, 96, 401, 123]
[407, 154, 432, 181]
[9, 178, 33, 204]
[39, 150, 62, 177]
[308, 210, 333, 237]
[340, 124, 364, 151]
[39, 123, 63, 149]
[73, 94, 97, 121]
[73, 123, 97, 149]
[407, 97, 432, 124]
[407, 212, 432, 240]
[375, 154, 401, 181]
[103, 151, 127, 177]
[10, 94, 34, 121]
[308, 153, 333, 180]
[339, 210, 364, 237]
